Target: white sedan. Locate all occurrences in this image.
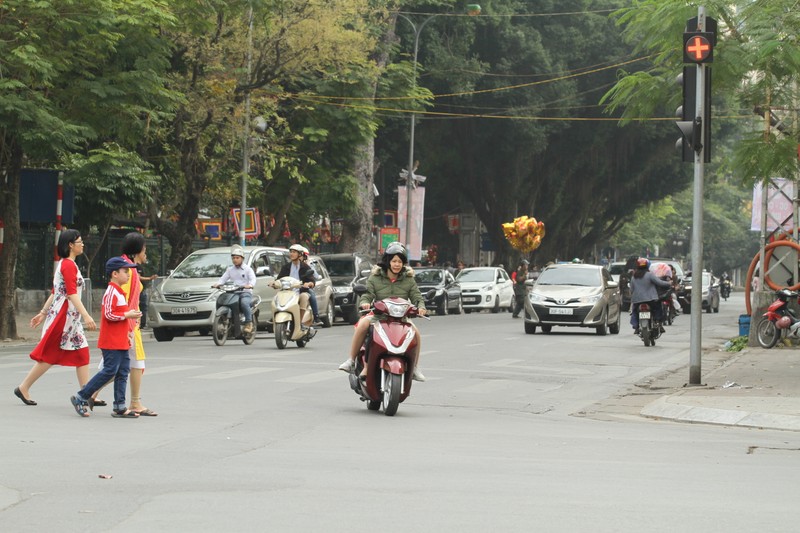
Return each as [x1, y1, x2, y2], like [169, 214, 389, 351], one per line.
[456, 267, 514, 313]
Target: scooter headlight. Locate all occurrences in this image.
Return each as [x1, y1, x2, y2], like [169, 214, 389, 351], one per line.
[279, 278, 294, 290]
[385, 301, 410, 318]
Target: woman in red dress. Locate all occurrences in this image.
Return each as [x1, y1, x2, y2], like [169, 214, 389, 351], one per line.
[14, 230, 97, 405]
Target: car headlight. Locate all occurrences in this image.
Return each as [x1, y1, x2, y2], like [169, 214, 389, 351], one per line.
[579, 294, 602, 304]
[529, 292, 546, 303]
[436, 289, 444, 297]
[333, 286, 350, 294]
[150, 288, 165, 303]
[482, 284, 493, 291]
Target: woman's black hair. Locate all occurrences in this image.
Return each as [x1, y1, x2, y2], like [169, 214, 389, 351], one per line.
[57, 229, 81, 259]
[633, 263, 648, 279]
[121, 231, 146, 257]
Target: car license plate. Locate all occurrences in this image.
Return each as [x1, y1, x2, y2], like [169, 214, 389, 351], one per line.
[171, 306, 196, 315]
[465, 297, 479, 303]
[639, 311, 651, 319]
[550, 307, 573, 315]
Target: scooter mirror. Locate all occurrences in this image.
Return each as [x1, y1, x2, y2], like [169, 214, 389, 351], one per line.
[353, 284, 368, 295]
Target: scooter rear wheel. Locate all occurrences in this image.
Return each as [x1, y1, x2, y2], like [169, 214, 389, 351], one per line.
[756, 319, 781, 349]
[213, 314, 229, 346]
[382, 371, 402, 416]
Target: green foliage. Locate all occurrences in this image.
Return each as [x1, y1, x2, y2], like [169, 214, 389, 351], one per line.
[726, 336, 749, 352]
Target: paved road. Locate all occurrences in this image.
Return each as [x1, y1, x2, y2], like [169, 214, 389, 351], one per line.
[2, 295, 799, 532]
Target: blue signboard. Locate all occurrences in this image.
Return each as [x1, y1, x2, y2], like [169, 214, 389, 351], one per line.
[19, 169, 75, 224]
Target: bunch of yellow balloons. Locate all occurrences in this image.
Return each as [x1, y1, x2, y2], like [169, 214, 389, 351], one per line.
[502, 216, 546, 252]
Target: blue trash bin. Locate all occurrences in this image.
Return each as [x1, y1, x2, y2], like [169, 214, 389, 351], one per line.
[738, 314, 751, 337]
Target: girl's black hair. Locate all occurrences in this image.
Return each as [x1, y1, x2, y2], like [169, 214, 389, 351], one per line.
[121, 232, 145, 257]
[57, 229, 81, 259]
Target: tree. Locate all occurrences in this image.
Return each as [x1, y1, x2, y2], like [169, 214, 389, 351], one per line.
[0, 0, 174, 339]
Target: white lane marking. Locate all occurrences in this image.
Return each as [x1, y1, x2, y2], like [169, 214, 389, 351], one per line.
[277, 370, 340, 384]
[145, 365, 204, 375]
[194, 368, 280, 380]
[465, 343, 485, 347]
[481, 359, 523, 367]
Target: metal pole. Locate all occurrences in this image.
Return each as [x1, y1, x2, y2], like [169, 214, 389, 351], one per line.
[240, 3, 253, 247]
[689, 6, 706, 385]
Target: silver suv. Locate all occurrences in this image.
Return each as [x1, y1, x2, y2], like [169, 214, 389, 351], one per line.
[148, 246, 289, 341]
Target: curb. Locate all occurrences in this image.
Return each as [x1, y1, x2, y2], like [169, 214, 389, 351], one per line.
[641, 396, 800, 432]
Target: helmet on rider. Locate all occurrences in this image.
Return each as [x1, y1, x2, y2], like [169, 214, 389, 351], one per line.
[382, 242, 408, 267]
[289, 244, 306, 256]
[230, 245, 245, 258]
[636, 257, 650, 269]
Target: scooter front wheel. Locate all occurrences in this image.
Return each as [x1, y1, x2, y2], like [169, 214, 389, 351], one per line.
[382, 371, 402, 416]
[756, 319, 781, 349]
[213, 314, 229, 346]
[274, 321, 290, 349]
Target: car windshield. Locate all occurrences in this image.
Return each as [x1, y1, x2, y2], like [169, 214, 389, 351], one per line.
[415, 270, 443, 284]
[457, 269, 494, 282]
[536, 267, 601, 287]
[324, 259, 355, 277]
[171, 252, 233, 279]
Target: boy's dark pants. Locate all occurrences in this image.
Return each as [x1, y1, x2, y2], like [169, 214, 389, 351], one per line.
[76, 349, 132, 412]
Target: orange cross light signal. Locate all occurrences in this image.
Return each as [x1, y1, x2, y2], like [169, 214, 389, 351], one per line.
[683, 32, 713, 64]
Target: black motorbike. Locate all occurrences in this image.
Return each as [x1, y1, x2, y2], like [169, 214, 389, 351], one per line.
[212, 284, 260, 346]
[720, 279, 731, 300]
[637, 301, 663, 347]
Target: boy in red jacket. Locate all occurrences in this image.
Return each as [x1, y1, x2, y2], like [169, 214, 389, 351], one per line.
[70, 257, 142, 418]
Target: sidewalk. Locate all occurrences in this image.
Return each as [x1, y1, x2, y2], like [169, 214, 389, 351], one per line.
[5, 314, 800, 432]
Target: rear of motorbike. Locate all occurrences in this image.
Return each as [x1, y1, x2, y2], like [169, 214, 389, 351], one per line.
[637, 302, 661, 347]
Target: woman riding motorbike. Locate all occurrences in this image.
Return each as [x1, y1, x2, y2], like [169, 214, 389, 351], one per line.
[630, 258, 672, 333]
[338, 242, 428, 381]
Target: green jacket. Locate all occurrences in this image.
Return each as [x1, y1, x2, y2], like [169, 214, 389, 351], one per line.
[359, 266, 427, 310]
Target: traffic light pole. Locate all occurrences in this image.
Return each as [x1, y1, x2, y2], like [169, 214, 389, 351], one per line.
[688, 6, 707, 385]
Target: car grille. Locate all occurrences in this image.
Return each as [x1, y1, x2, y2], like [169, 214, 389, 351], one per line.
[164, 291, 213, 303]
[159, 311, 213, 321]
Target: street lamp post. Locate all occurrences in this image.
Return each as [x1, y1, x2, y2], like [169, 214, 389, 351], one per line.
[398, 5, 480, 256]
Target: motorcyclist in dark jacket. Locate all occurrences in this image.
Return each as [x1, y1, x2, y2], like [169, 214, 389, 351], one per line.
[275, 244, 318, 326]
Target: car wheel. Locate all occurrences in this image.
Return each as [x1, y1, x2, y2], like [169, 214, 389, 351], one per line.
[541, 325, 552, 334]
[453, 296, 463, 315]
[524, 321, 536, 334]
[198, 327, 210, 336]
[464, 308, 472, 314]
[322, 300, 334, 328]
[609, 310, 621, 334]
[438, 295, 448, 316]
[153, 328, 174, 342]
[492, 297, 500, 313]
[596, 310, 608, 335]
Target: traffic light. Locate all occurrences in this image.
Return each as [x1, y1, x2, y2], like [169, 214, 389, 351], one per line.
[675, 66, 711, 163]
[683, 32, 714, 64]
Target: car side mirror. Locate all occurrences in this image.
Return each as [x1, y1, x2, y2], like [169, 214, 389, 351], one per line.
[360, 269, 371, 278]
[525, 279, 534, 287]
[353, 284, 368, 295]
[607, 281, 618, 289]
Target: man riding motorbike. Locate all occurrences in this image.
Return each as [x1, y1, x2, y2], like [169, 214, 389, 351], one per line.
[212, 245, 256, 334]
[274, 244, 318, 327]
[338, 242, 428, 381]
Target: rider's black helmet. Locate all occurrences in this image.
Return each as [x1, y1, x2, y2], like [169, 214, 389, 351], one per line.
[381, 242, 408, 268]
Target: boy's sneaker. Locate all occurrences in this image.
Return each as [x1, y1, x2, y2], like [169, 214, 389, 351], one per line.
[338, 359, 355, 372]
[242, 322, 254, 335]
[412, 367, 426, 382]
[313, 315, 324, 326]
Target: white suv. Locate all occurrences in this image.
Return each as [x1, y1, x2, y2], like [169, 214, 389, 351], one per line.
[148, 246, 289, 341]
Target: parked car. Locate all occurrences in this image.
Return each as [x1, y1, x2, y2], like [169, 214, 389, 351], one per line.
[414, 267, 463, 315]
[306, 255, 336, 327]
[456, 266, 514, 313]
[148, 246, 289, 341]
[319, 252, 373, 324]
[608, 261, 631, 311]
[682, 270, 719, 314]
[523, 263, 621, 335]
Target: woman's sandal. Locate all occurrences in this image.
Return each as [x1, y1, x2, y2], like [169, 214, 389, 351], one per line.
[132, 408, 158, 416]
[111, 409, 139, 418]
[70, 396, 90, 417]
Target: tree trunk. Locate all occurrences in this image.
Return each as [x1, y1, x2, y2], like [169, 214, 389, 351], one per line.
[338, 13, 397, 254]
[339, 138, 376, 253]
[0, 134, 23, 339]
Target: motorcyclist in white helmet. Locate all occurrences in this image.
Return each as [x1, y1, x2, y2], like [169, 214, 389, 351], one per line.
[275, 244, 318, 326]
[212, 245, 256, 334]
